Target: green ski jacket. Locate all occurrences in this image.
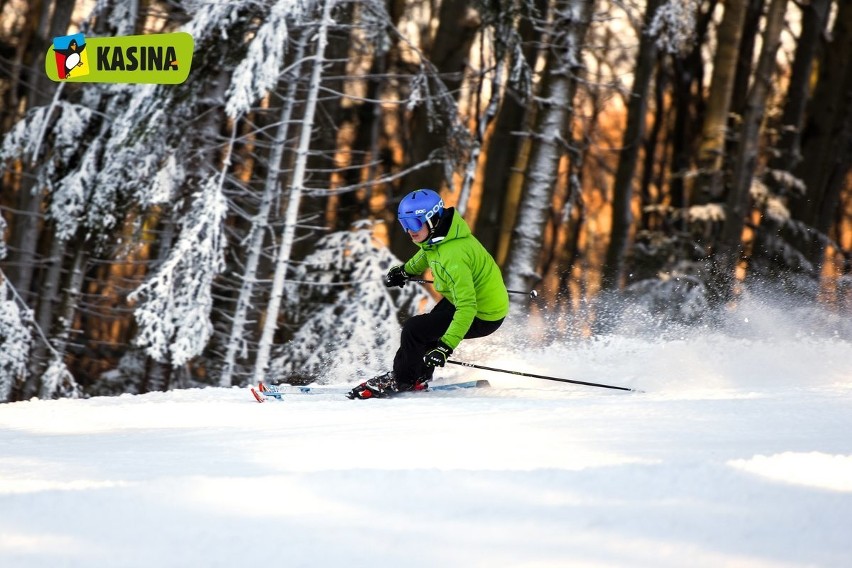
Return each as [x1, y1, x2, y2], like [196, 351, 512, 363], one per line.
[403, 209, 509, 349]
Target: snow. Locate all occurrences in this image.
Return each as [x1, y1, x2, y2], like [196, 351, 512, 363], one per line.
[2, 301, 852, 567]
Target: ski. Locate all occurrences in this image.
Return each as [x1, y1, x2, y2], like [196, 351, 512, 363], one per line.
[346, 379, 491, 399]
[251, 379, 490, 402]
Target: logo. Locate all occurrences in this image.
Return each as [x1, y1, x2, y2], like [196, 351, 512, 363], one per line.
[53, 33, 90, 79]
[425, 201, 444, 220]
[46, 32, 193, 84]
[414, 201, 443, 219]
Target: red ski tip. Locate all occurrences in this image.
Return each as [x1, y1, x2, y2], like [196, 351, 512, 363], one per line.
[251, 388, 265, 403]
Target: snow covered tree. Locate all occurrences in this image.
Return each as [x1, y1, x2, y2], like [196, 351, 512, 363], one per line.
[268, 223, 435, 383]
[39, 354, 83, 400]
[223, 0, 310, 119]
[647, 0, 699, 57]
[128, 160, 229, 366]
[0, 277, 32, 403]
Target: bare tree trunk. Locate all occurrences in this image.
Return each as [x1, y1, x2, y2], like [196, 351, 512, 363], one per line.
[600, 0, 664, 291]
[5, 0, 74, 304]
[692, 0, 748, 205]
[475, 0, 546, 254]
[770, 0, 832, 172]
[668, 0, 717, 223]
[640, 52, 667, 231]
[253, 0, 333, 383]
[48, 246, 88, 372]
[712, 0, 788, 301]
[729, 0, 766, 120]
[793, 0, 852, 269]
[335, 1, 403, 228]
[504, 0, 594, 294]
[23, 230, 66, 396]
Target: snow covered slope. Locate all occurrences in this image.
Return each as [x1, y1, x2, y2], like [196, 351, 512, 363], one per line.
[1, 303, 852, 567]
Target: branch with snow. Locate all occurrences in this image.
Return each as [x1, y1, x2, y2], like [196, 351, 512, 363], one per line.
[39, 354, 83, 400]
[0, 278, 33, 402]
[129, 174, 228, 366]
[647, 0, 699, 56]
[0, 102, 93, 172]
[225, 0, 309, 118]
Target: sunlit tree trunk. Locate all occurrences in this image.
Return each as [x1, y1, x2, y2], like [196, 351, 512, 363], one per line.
[504, 0, 594, 295]
[692, 0, 748, 205]
[729, 0, 765, 121]
[335, 0, 404, 228]
[666, 0, 717, 230]
[770, 0, 832, 172]
[712, 0, 788, 300]
[476, 0, 547, 255]
[601, 0, 664, 291]
[793, 0, 852, 269]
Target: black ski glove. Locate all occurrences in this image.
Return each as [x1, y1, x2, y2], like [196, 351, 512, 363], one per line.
[424, 342, 453, 367]
[385, 265, 408, 288]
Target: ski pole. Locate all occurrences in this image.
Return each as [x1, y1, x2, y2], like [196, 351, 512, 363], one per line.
[408, 278, 538, 299]
[446, 360, 642, 392]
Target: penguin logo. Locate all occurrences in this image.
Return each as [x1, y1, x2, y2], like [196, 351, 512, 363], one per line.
[53, 33, 90, 79]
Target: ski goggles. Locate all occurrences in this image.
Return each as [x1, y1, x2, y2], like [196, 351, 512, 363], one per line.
[398, 200, 444, 232]
[398, 215, 426, 232]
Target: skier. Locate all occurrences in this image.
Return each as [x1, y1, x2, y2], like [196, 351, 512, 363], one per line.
[348, 189, 509, 399]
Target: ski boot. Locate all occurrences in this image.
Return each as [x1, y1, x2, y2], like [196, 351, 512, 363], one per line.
[347, 371, 399, 399]
[347, 373, 430, 399]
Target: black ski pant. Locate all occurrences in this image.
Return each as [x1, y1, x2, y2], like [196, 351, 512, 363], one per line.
[393, 298, 504, 388]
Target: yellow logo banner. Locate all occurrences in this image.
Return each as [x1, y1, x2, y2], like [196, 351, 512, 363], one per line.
[46, 32, 194, 84]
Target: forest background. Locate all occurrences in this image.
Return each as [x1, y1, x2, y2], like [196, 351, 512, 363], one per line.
[0, 0, 849, 403]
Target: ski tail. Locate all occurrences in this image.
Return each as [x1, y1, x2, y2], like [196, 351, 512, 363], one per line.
[252, 381, 284, 402]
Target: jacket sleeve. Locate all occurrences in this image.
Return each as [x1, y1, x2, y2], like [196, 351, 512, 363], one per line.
[404, 250, 429, 276]
[433, 261, 476, 350]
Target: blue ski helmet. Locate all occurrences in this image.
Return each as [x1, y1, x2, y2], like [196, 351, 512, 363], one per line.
[397, 189, 444, 233]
